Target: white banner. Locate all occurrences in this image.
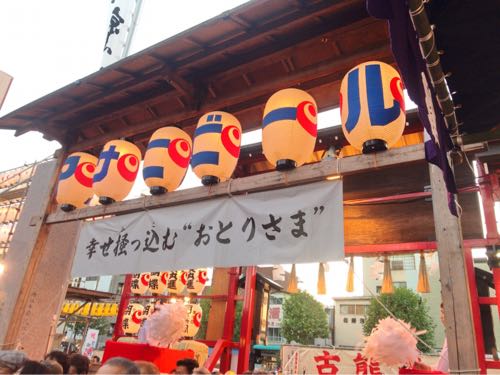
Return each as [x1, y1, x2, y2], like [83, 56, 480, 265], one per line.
[281, 345, 396, 375]
[72, 180, 343, 277]
[102, 0, 139, 67]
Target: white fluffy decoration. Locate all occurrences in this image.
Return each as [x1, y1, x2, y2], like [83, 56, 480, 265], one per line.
[145, 302, 187, 347]
[363, 317, 420, 367]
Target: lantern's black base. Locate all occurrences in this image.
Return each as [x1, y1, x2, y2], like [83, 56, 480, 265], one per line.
[202, 175, 220, 186]
[150, 186, 167, 195]
[276, 159, 296, 171]
[362, 139, 388, 154]
[60, 204, 76, 212]
[99, 196, 115, 205]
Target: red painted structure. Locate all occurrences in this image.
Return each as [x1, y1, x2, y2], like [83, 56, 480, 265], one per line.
[110, 178, 500, 372]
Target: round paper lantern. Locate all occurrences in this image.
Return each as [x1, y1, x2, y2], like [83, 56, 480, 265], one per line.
[262, 88, 318, 170]
[122, 303, 144, 335]
[92, 139, 141, 204]
[149, 271, 169, 295]
[131, 273, 151, 295]
[183, 303, 203, 337]
[191, 111, 241, 186]
[143, 127, 192, 195]
[181, 269, 209, 295]
[340, 61, 405, 153]
[167, 270, 185, 295]
[56, 152, 98, 211]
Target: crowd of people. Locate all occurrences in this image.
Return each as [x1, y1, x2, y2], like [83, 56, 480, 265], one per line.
[0, 350, 213, 374]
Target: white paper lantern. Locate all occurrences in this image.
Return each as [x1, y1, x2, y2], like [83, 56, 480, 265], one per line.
[131, 273, 151, 295]
[183, 303, 203, 337]
[182, 269, 209, 295]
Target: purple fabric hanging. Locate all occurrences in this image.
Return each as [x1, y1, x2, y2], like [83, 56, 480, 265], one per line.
[366, 0, 458, 216]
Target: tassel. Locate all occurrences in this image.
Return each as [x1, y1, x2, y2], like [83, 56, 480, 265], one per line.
[287, 264, 299, 293]
[417, 253, 431, 293]
[381, 256, 394, 294]
[317, 263, 327, 295]
[346, 256, 355, 292]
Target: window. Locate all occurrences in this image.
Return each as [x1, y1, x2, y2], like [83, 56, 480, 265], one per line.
[351, 318, 356, 323]
[340, 304, 355, 315]
[269, 296, 283, 305]
[343, 318, 348, 323]
[355, 305, 367, 315]
[391, 255, 416, 270]
[360, 318, 365, 324]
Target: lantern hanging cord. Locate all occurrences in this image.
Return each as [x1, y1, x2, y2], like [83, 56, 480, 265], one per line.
[351, 261, 438, 354]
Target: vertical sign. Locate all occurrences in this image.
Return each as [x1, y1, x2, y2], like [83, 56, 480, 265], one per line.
[101, 0, 141, 67]
[82, 328, 99, 358]
[0, 71, 13, 111]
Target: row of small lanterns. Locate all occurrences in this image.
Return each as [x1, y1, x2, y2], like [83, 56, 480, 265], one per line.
[130, 269, 208, 296]
[57, 61, 406, 210]
[122, 269, 207, 336]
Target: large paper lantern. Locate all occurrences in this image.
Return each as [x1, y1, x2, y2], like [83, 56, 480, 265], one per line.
[149, 271, 169, 295]
[181, 269, 209, 295]
[262, 88, 318, 170]
[122, 303, 144, 335]
[191, 111, 241, 186]
[143, 301, 156, 318]
[56, 152, 98, 211]
[143, 127, 192, 195]
[131, 273, 151, 295]
[92, 139, 141, 204]
[167, 270, 185, 295]
[183, 303, 203, 337]
[340, 61, 405, 153]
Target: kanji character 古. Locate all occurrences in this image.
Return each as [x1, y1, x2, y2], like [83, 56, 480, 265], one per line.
[314, 350, 340, 375]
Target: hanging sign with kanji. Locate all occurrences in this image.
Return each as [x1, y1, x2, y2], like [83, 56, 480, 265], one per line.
[72, 180, 343, 277]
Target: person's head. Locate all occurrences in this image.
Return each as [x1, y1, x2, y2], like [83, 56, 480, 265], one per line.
[97, 357, 139, 375]
[0, 350, 27, 374]
[91, 356, 101, 364]
[193, 367, 210, 374]
[45, 350, 70, 373]
[175, 359, 199, 374]
[135, 360, 160, 374]
[40, 360, 63, 374]
[20, 360, 50, 374]
[69, 354, 90, 374]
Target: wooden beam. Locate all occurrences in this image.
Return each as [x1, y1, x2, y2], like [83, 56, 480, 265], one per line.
[0, 160, 61, 349]
[47, 144, 424, 224]
[70, 44, 391, 151]
[429, 163, 480, 372]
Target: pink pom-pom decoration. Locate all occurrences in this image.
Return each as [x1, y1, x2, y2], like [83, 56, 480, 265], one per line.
[363, 317, 420, 367]
[145, 302, 187, 347]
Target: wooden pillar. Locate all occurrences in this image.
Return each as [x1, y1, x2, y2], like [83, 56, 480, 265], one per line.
[430, 163, 480, 374]
[0, 156, 81, 359]
[206, 268, 232, 340]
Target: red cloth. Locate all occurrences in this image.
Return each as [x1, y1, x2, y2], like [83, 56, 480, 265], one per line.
[102, 340, 194, 374]
[399, 368, 445, 374]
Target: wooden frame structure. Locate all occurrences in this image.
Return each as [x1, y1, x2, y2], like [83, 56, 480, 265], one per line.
[0, 0, 497, 373]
